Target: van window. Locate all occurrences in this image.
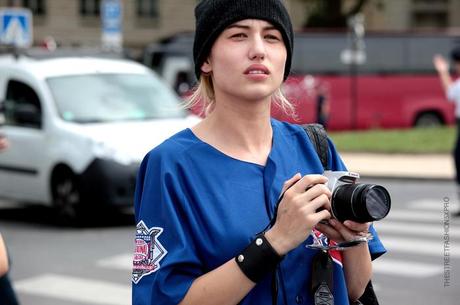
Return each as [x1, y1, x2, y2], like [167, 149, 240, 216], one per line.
[4, 80, 42, 128]
[47, 73, 186, 123]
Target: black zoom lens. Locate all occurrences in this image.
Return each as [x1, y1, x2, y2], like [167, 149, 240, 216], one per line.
[331, 183, 391, 223]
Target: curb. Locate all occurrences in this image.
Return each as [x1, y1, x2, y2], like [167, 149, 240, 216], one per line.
[360, 174, 455, 182]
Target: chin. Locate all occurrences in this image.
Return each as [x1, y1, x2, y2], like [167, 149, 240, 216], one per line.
[240, 84, 279, 100]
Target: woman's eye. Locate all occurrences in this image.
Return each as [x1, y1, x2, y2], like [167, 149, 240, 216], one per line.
[231, 33, 246, 39]
[265, 34, 281, 42]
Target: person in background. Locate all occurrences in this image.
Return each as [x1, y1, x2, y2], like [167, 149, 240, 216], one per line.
[434, 47, 460, 213]
[0, 134, 8, 151]
[0, 234, 20, 305]
[315, 82, 330, 129]
[0, 136, 20, 304]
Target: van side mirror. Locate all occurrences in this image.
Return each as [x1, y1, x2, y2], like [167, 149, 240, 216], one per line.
[14, 103, 42, 128]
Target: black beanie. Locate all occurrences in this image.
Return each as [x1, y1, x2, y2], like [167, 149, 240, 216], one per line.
[193, 0, 294, 81]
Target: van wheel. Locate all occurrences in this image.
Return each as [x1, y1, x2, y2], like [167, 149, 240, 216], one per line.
[51, 170, 83, 224]
[415, 112, 442, 127]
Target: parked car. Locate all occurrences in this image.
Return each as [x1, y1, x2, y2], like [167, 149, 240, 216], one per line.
[0, 51, 199, 222]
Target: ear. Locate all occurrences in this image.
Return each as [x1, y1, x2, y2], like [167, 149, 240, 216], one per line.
[201, 58, 212, 74]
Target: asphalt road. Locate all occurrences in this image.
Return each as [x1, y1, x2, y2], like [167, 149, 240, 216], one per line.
[1, 178, 459, 305]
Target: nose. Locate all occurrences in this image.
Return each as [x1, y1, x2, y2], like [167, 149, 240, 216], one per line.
[248, 35, 266, 61]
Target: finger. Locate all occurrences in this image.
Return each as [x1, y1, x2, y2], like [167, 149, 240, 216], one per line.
[291, 174, 328, 194]
[308, 209, 331, 226]
[343, 220, 370, 232]
[302, 183, 332, 202]
[328, 219, 356, 241]
[281, 173, 302, 193]
[300, 193, 331, 214]
[315, 223, 342, 242]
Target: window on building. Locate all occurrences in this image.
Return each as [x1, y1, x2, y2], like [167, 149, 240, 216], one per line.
[413, 0, 447, 3]
[412, 11, 448, 28]
[80, 0, 101, 17]
[7, 0, 46, 15]
[411, 0, 448, 28]
[137, 0, 158, 18]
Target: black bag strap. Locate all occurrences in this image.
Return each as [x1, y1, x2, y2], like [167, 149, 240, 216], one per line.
[301, 123, 330, 170]
[301, 123, 380, 305]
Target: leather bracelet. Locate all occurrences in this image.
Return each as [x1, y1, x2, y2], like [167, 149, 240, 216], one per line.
[235, 233, 284, 283]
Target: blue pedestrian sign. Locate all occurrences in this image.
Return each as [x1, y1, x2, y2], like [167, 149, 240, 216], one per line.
[0, 8, 32, 47]
[101, 0, 122, 50]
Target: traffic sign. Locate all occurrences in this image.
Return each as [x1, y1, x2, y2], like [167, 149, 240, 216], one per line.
[0, 8, 32, 47]
[101, 0, 122, 50]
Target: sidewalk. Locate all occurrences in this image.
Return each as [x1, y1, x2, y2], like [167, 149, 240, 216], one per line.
[340, 153, 454, 181]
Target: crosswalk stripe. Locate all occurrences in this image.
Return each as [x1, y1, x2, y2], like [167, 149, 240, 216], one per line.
[97, 254, 132, 271]
[408, 199, 459, 212]
[374, 221, 460, 238]
[373, 258, 442, 277]
[381, 236, 459, 258]
[14, 274, 130, 305]
[387, 210, 444, 222]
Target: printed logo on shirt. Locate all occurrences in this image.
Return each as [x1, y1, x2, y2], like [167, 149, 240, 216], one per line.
[132, 220, 168, 284]
[311, 229, 343, 267]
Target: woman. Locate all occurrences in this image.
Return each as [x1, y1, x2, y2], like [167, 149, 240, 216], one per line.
[132, 1, 385, 304]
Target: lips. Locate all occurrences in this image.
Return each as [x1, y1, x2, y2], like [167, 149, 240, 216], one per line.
[244, 64, 270, 75]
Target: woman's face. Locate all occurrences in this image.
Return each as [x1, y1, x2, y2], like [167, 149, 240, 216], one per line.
[201, 19, 287, 103]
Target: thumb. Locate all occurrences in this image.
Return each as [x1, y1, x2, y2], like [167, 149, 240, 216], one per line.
[281, 173, 302, 193]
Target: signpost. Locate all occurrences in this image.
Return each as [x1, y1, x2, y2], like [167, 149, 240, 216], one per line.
[0, 8, 32, 48]
[101, 0, 123, 51]
[341, 14, 366, 130]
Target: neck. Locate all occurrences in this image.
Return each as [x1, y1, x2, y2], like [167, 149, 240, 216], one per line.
[210, 92, 272, 147]
[192, 94, 273, 165]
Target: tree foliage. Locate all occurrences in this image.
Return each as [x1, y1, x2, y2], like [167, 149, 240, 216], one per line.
[301, 0, 369, 28]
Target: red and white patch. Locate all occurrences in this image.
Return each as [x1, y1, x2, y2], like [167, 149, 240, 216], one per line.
[132, 221, 168, 284]
[312, 229, 343, 267]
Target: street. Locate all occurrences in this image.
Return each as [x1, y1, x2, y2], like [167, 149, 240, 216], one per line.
[1, 178, 459, 305]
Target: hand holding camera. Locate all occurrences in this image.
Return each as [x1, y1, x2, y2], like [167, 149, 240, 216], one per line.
[311, 170, 391, 250]
[265, 173, 333, 256]
[266, 171, 391, 254]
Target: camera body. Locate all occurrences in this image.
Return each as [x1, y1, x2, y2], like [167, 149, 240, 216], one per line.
[323, 170, 391, 223]
[324, 170, 360, 191]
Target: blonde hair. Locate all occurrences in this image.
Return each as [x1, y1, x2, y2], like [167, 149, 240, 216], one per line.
[183, 74, 296, 117]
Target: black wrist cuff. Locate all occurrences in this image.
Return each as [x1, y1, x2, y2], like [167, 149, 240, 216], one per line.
[235, 233, 284, 283]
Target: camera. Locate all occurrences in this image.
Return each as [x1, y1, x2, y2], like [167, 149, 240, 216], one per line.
[323, 170, 391, 223]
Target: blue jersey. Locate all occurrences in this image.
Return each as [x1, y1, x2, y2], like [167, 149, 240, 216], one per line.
[132, 119, 386, 305]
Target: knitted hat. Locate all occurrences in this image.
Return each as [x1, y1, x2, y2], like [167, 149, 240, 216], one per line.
[193, 0, 294, 81]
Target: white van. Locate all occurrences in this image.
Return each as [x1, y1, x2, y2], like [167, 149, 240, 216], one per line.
[0, 52, 199, 221]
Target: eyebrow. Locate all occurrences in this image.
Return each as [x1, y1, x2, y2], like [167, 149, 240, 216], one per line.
[225, 24, 278, 31]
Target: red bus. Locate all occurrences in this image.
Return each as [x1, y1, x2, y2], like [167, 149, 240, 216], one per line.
[142, 31, 458, 130]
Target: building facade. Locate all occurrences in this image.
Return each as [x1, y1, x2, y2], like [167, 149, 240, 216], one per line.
[0, 0, 459, 51]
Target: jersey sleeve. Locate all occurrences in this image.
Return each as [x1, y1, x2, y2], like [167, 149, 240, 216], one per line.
[326, 137, 387, 260]
[132, 148, 202, 305]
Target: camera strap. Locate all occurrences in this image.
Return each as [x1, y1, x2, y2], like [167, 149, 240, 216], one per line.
[301, 123, 380, 305]
[311, 250, 334, 305]
[301, 124, 330, 170]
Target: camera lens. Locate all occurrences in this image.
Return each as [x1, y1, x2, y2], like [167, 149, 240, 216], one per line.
[363, 185, 391, 221]
[331, 183, 391, 223]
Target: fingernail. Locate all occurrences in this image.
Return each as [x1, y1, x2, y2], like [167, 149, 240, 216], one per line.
[329, 219, 337, 225]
